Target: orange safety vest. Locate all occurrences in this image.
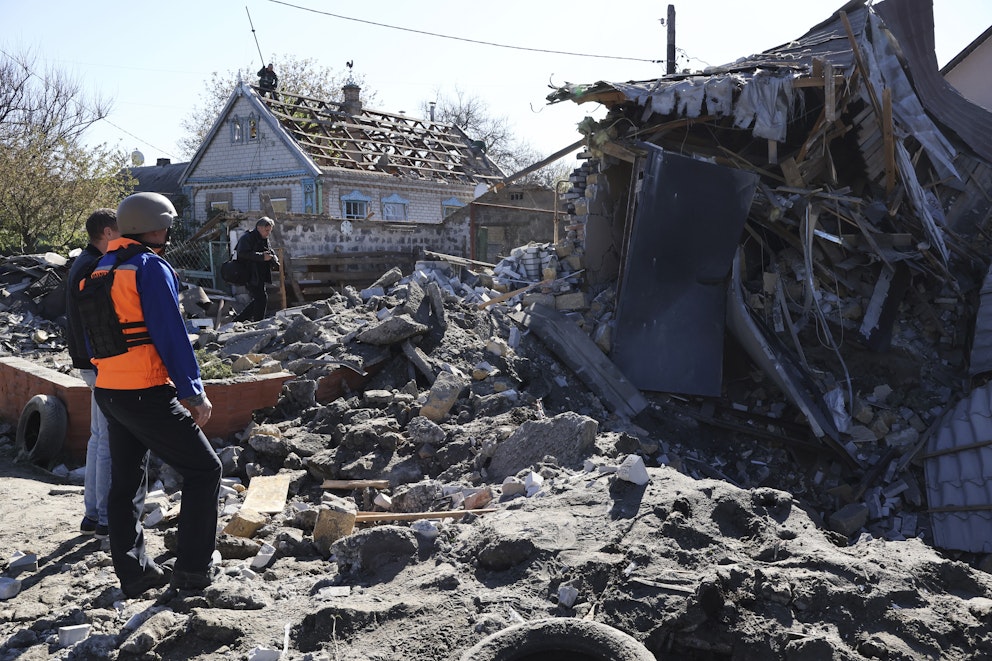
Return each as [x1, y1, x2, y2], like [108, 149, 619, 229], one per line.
[91, 239, 172, 390]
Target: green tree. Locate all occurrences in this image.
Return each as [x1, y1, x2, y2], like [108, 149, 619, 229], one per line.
[0, 50, 132, 254]
[179, 54, 377, 158]
[421, 87, 573, 187]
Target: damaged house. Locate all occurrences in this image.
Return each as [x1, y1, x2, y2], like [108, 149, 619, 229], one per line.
[546, 0, 992, 552]
[179, 80, 505, 296]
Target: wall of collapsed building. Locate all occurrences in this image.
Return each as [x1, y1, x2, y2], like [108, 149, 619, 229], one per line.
[545, 1, 992, 550]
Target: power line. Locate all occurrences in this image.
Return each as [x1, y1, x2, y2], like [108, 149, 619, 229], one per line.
[0, 46, 178, 159]
[265, 0, 662, 64]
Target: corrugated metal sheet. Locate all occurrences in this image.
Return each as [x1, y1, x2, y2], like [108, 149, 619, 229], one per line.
[925, 383, 992, 552]
[875, 0, 992, 165]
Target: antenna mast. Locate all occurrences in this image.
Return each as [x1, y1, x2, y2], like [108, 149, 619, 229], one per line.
[246, 7, 266, 65]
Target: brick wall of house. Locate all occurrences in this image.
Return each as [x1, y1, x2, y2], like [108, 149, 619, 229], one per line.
[235, 214, 470, 260]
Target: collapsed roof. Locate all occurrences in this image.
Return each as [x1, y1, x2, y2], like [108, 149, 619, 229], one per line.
[548, 0, 992, 551]
[251, 84, 505, 185]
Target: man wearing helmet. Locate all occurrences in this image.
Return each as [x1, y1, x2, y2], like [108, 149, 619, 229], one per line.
[86, 192, 222, 599]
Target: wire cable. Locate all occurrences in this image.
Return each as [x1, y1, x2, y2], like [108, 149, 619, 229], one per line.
[266, 0, 662, 64]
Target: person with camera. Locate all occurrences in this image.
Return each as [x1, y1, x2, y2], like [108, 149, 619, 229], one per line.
[234, 217, 279, 322]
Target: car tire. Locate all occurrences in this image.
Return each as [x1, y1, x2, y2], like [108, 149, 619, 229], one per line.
[459, 618, 655, 661]
[15, 394, 67, 465]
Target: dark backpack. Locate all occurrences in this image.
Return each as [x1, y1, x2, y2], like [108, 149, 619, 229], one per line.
[221, 258, 250, 286]
[75, 244, 153, 359]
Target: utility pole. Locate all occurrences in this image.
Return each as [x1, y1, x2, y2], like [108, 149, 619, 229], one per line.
[666, 4, 677, 75]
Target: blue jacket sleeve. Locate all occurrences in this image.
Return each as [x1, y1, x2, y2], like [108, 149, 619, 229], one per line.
[136, 255, 204, 400]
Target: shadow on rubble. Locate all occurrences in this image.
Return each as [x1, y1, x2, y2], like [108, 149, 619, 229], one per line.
[10, 535, 104, 594]
[607, 480, 647, 520]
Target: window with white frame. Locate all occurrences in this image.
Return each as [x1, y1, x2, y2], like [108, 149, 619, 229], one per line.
[382, 193, 409, 221]
[441, 196, 465, 219]
[341, 190, 371, 219]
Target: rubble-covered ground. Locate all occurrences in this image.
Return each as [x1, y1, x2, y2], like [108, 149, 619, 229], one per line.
[2, 261, 992, 660]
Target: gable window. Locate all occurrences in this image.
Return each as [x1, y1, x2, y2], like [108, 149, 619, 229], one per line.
[441, 197, 465, 219]
[231, 116, 244, 143]
[382, 193, 409, 221]
[341, 190, 371, 220]
[509, 192, 524, 201]
[248, 115, 258, 141]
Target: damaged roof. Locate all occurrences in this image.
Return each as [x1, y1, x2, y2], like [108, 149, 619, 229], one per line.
[253, 85, 504, 185]
[549, 0, 992, 164]
[548, 0, 992, 553]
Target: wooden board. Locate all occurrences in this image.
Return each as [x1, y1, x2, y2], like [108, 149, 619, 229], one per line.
[241, 474, 292, 514]
[510, 304, 647, 419]
[322, 479, 390, 490]
[354, 508, 497, 523]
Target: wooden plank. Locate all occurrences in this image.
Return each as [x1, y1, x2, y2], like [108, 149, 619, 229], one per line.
[478, 278, 553, 309]
[280, 251, 305, 304]
[824, 62, 836, 123]
[510, 304, 647, 419]
[241, 474, 293, 514]
[882, 87, 896, 195]
[354, 508, 497, 523]
[322, 479, 390, 490]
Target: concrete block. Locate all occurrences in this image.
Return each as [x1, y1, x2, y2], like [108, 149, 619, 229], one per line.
[222, 508, 269, 538]
[58, 624, 91, 647]
[7, 551, 38, 574]
[463, 486, 494, 510]
[0, 577, 22, 600]
[616, 455, 650, 486]
[828, 502, 869, 537]
[554, 291, 588, 311]
[419, 371, 469, 422]
[313, 497, 357, 557]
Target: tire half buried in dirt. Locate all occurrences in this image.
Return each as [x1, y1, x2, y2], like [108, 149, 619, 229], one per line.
[459, 618, 655, 661]
[15, 394, 67, 465]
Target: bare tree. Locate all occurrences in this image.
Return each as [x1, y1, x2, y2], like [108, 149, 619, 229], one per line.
[179, 55, 377, 158]
[421, 88, 574, 186]
[0, 50, 129, 253]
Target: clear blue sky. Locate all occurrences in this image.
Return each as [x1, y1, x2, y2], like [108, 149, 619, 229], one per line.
[3, 0, 991, 167]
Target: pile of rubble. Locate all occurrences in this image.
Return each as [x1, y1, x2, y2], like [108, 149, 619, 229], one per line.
[4, 259, 992, 659]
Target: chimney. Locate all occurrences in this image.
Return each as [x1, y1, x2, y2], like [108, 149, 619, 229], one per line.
[429, 101, 436, 122]
[342, 82, 362, 115]
[156, 158, 171, 166]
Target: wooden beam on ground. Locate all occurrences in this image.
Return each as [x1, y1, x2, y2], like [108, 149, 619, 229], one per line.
[354, 508, 497, 523]
[322, 479, 390, 490]
[509, 304, 647, 419]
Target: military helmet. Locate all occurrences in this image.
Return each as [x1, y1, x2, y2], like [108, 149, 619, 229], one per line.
[117, 192, 177, 235]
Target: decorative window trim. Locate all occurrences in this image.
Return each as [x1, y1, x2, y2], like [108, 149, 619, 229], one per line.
[441, 196, 465, 218]
[341, 190, 371, 219]
[382, 193, 409, 221]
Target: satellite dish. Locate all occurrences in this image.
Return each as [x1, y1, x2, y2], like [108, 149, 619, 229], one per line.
[131, 149, 145, 166]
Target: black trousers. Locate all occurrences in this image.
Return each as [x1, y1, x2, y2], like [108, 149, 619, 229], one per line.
[236, 281, 268, 322]
[95, 385, 221, 583]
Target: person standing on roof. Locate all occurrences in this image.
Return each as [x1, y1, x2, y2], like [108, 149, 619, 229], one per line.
[85, 192, 221, 599]
[257, 63, 278, 99]
[66, 208, 120, 541]
[234, 216, 278, 323]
